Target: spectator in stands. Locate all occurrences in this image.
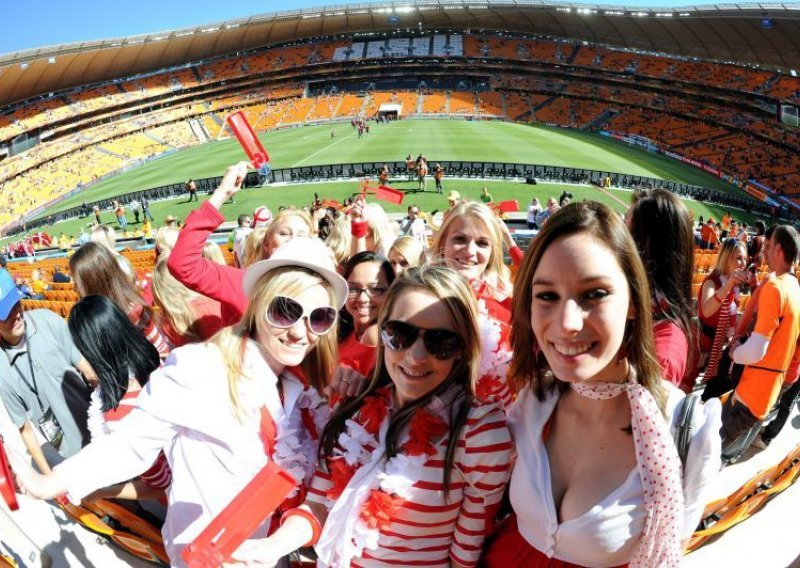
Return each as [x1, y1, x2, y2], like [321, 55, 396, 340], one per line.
[527, 197, 542, 230]
[0, 269, 95, 472]
[723, 225, 800, 454]
[29, 269, 50, 300]
[151, 259, 223, 348]
[697, 239, 753, 385]
[484, 201, 720, 568]
[349, 199, 398, 258]
[70, 242, 169, 358]
[164, 215, 178, 228]
[431, 201, 518, 408]
[700, 218, 720, 250]
[748, 220, 767, 267]
[168, 163, 312, 326]
[52, 266, 70, 284]
[447, 191, 461, 211]
[536, 197, 559, 226]
[627, 189, 696, 391]
[231, 213, 253, 268]
[480, 187, 494, 204]
[67, 295, 169, 500]
[388, 236, 424, 276]
[398, 205, 426, 247]
[90, 225, 133, 277]
[241, 265, 511, 568]
[185, 179, 198, 202]
[337, 252, 394, 379]
[12, 237, 345, 566]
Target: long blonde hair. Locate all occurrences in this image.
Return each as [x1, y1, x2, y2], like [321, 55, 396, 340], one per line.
[325, 215, 352, 266]
[365, 203, 398, 255]
[202, 241, 227, 265]
[241, 228, 268, 268]
[713, 238, 747, 278]
[431, 200, 511, 292]
[210, 266, 339, 419]
[261, 209, 314, 259]
[152, 258, 205, 344]
[388, 236, 424, 269]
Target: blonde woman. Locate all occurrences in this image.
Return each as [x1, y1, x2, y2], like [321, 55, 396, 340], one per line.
[14, 237, 348, 567]
[240, 228, 269, 269]
[154, 225, 180, 259]
[325, 214, 352, 267]
[90, 224, 133, 277]
[168, 163, 313, 325]
[697, 239, 755, 383]
[152, 259, 223, 347]
[387, 235, 424, 276]
[226, 266, 512, 567]
[202, 240, 227, 266]
[431, 200, 519, 408]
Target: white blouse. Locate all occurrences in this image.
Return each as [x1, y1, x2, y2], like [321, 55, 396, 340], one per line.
[508, 383, 722, 568]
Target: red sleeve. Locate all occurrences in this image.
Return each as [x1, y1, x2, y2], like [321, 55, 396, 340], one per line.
[167, 201, 247, 322]
[653, 320, 688, 388]
[509, 245, 525, 267]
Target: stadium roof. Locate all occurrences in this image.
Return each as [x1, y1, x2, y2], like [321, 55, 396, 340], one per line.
[1, 0, 799, 108]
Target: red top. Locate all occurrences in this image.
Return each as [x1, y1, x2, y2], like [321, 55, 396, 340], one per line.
[338, 333, 377, 378]
[160, 296, 225, 348]
[653, 320, 690, 392]
[167, 201, 246, 326]
[697, 273, 724, 335]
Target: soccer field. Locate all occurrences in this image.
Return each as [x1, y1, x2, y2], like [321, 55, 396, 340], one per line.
[47, 119, 738, 215]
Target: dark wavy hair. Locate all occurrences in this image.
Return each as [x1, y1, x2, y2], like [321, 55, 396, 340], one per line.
[627, 189, 695, 344]
[510, 201, 667, 412]
[338, 250, 395, 340]
[68, 295, 160, 412]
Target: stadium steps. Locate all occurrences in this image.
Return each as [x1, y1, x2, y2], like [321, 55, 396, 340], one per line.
[672, 131, 734, 149]
[501, 94, 509, 118]
[531, 96, 558, 119]
[445, 93, 451, 113]
[209, 113, 224, 126]
[416, 94, 424, 114]
[564, 44, 582, 64]
[115, 84, 126, 94]
[95, 146, 126, 159]
[188, 119, 210, 144]
[143, 132, 168, 146]
[581, 108, 620, 131]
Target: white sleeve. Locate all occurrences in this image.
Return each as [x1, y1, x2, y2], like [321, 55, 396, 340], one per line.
[55, 406, 176, 503]
[731, 333, 770, 365]
[681, 397, 722, 538]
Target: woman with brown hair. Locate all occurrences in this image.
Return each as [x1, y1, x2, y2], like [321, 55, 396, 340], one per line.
[70, 242, 170, 358]
[482, 201, 720, 568]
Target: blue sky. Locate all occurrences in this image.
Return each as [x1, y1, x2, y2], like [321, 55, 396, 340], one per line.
[2, 0, 722, 56]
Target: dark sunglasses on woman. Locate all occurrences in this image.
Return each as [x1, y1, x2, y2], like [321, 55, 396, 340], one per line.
[380, 320, 464, 360]
[266, 296, 337, 335]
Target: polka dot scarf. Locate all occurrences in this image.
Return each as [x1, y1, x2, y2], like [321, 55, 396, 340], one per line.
[572, 378, 684, 568]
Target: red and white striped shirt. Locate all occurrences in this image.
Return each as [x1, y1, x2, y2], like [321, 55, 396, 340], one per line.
[308, 398, 512, 567]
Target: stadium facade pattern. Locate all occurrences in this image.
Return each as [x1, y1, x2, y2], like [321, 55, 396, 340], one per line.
[1, 0, 800, 232]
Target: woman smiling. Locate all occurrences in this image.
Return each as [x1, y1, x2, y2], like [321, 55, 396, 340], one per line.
[483, 202, 720, 568]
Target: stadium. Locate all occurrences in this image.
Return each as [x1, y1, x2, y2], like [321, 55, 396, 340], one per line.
[0, 1, 799, 567]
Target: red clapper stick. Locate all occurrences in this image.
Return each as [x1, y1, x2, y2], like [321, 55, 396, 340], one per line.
[0, 438, 19, 511]
[226, 111, 270, 169]
[181, 463, 296, 568]
[497, 200, 519, 213]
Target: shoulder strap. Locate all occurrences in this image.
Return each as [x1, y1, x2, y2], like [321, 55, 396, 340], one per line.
[674, 393, 699, 467]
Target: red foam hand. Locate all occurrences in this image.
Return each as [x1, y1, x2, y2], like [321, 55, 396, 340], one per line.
[226, 111, 270, 169]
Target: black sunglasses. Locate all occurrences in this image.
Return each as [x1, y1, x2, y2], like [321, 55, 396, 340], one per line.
[266, 296, 337, 335]
[380, 320, 464, 361]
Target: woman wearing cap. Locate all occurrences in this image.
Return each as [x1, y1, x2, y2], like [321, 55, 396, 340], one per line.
[482, 202, 720, 568]
[226, 266, 512, 567]
[431, 201, 521, 409]
[13, 237, 347, 567]
[167, 163, 313, 325]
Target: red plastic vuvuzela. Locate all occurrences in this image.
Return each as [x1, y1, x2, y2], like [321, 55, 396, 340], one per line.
[181, 462, 296, 568]
[226, 111, 270, 169]
[0, 439, 19, 511]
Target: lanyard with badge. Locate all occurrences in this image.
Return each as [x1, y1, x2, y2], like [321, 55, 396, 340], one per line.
[3, 326, 64, 450]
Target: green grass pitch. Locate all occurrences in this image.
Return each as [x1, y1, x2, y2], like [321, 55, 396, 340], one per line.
[18, 119, 761, 243]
